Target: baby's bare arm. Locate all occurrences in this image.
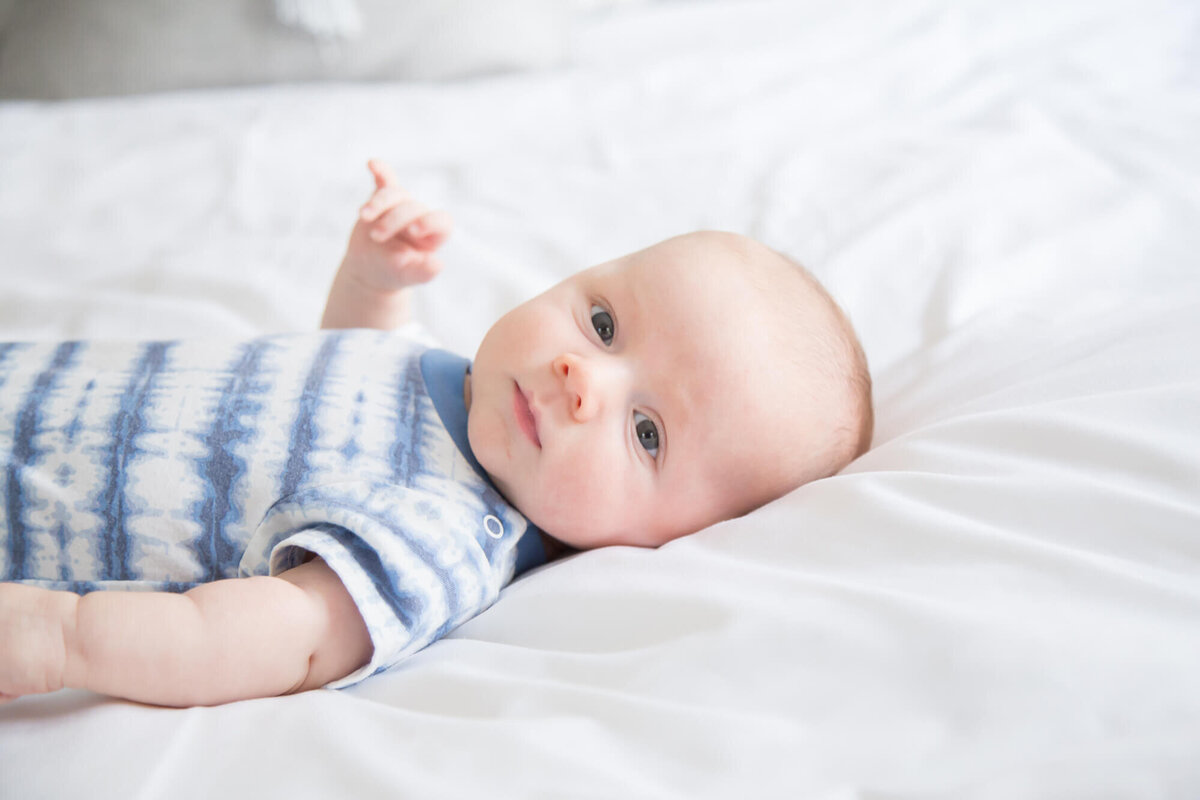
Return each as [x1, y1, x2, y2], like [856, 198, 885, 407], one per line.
[0, 558, 372, 707]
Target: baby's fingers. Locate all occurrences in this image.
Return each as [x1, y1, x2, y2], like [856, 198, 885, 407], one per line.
[406, 210, 453, 250]
[369, 200, 431, 243]
[360, 186, 413, 223]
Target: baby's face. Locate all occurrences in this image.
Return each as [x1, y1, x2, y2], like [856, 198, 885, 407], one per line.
[467, 233, 816, 549]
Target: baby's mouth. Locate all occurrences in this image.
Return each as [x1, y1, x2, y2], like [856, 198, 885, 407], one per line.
[513, 382, 541, 448]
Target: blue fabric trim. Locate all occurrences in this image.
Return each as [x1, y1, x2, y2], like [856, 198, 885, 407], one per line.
[420, 349, 548, 577]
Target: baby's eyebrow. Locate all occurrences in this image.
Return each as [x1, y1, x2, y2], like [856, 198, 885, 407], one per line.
[614, 278, 647, 343]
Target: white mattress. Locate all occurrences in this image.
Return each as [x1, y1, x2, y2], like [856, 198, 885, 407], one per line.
[2, 0, 1199, 796]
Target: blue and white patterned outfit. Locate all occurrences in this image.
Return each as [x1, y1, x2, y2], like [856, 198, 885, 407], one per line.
[0, 331, 547, 688]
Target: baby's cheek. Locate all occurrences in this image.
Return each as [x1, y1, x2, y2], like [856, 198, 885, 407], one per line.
[468, 410, 507, 474]
[534, 460, 623, 542]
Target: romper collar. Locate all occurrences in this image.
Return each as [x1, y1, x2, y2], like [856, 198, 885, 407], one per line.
[420, 348, 548, 577]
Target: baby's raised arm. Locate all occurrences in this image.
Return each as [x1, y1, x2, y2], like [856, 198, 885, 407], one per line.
[321, 159, 452, 330]
[0, 558, 372, 707]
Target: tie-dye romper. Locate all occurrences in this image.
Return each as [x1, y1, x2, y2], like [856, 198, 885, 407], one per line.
[0, 330, 547, 688]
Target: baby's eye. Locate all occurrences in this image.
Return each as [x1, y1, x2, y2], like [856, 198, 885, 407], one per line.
[634, 412, 660, 459]
[590, 305, 615, 347]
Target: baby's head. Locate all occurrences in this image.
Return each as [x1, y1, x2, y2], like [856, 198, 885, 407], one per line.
[465, 231, 872, 550]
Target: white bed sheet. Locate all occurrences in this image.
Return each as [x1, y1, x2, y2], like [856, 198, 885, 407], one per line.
[2, 0, 1199, 797]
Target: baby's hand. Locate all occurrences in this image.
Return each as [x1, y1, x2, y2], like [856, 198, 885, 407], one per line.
[0, 583, 74, 704]
[341, 159, 452, 294]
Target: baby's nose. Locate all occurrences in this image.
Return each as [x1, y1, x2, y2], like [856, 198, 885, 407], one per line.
[553, 353, 600, 422]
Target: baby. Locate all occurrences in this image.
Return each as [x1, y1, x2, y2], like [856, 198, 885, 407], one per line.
[0, 161, 872, 707]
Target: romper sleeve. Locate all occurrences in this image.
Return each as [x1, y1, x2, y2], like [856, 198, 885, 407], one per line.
[241, 480, 526, 688]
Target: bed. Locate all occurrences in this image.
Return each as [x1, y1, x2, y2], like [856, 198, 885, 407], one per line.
[2, 0, 1198, 796]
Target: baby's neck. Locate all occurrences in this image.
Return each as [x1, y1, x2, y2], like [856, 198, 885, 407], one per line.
[539, 532, 578, 563]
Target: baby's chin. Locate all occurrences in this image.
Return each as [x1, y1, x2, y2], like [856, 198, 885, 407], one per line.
[521, 507, 620, 550]
[532, 512, 682, 550]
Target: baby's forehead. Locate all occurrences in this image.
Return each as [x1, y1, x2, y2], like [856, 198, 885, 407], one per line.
[625, 232, 807, 306]
[608, 240, 768, 318]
